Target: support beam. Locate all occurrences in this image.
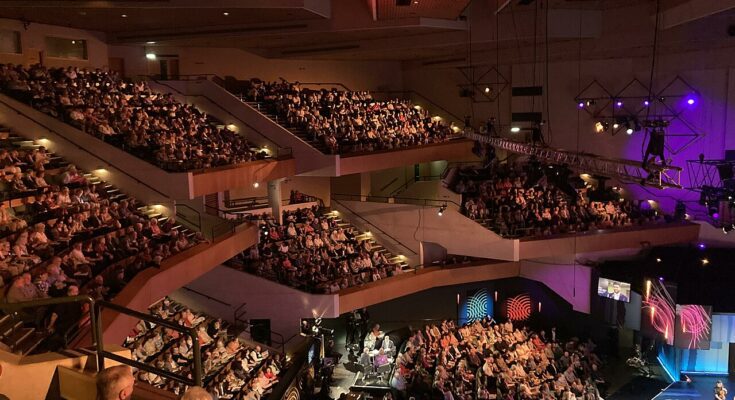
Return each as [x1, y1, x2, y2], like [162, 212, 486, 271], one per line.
[659, 0, 735, 30]
[464, 132, 682, 189]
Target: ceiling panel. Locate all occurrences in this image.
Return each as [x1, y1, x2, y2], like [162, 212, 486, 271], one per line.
[0, 7, 323, 33]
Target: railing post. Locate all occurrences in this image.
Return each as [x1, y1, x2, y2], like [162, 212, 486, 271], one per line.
[93, 301, 105, 372]
[191, 327, 203, 387]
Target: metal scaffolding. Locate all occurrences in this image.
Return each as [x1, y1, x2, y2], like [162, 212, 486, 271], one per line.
[465, 132, 682, 189]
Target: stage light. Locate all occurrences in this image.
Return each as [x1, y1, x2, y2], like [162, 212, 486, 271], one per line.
[613, 122, 620, 129]
[656, 258, 662, 262]
[697, 243, 706, 250]
[484, 87, 491, 94]
[687, 97, 695, 105]
[437, 204, 447, 216]
[643, 99, 650, 107]
[253, 182, 260, 188]
[702, 258, 709, 266]
[585, 100, 595, 107]
[577, 102, 584, 109]
[616, 100, 623, 107]
[121, 14, 127, 18]
[146, 53, 157, 60]
[510, 126, 521, 133]
[594, 121, 608, 133]
[658, 276, 664, 281]
[223, 11, 230, 16]
[713, 212, 720, 219]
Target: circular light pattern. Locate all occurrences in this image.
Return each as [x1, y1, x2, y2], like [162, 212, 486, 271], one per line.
[466, 289, 489, 323]
[506, 294, 531, 321]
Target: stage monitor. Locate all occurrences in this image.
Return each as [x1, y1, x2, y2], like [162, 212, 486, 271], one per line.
[597, 277, 631, 303]
[674, 304, 713, 350]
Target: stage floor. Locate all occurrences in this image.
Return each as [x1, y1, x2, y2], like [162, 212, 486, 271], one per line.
[654, 375, 731, 399]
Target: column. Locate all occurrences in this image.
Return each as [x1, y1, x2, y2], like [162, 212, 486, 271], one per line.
[268, 178, 284, 225]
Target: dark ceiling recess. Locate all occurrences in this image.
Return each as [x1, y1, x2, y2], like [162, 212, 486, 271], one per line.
[396, 0, 412, 6]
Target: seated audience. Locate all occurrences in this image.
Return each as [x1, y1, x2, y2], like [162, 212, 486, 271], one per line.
[0, 64, 269, 172]
[124, 297, 287, 399]
[242, 79, 457, 154]
[394, 318, 604, 399]
[451, 162, 665, 238]
[229, 206, 406, 293]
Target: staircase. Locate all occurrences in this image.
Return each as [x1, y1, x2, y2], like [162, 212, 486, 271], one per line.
[323, 209, 412, 273]
[244, 100, 331, 154]
[0, 312, 45, 355]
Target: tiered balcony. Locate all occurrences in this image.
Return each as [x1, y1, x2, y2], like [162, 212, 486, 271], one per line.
[150, 77, 476, 176]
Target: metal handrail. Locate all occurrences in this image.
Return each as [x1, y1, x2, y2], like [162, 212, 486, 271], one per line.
[369, 89, 465, 124]
[94, 300, 203, 387]
[182, 286, 231, 307]
[278, 77, 352, 92]
[175, 204, 203, 231]
[0, 97, 170, 199]
[330, 197, 418, 256]
[332, 193, 461, 208]
[148, 78, 293, 160]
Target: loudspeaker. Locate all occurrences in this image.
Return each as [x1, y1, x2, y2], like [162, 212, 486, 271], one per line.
[249, 319, 272, 345]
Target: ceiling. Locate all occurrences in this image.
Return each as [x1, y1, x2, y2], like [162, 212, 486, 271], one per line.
[376, 0, 471, 20]
[0, 7, 324, 33]
[1, 0, 734, 62]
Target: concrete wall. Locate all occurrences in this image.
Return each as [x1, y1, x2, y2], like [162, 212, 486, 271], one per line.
[519, 261, 592, 314]
[172, 265, 339, 342]
[0, 18, 108, 68]
[134, 45, 403, 91]
[337, 200, 519, 260]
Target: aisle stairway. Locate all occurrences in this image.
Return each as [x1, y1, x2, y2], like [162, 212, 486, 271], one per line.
[244, 100, 331, 154]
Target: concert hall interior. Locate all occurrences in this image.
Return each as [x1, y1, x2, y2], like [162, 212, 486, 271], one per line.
[0, 0, 734, 399]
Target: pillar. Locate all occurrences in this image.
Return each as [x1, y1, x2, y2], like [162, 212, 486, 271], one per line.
[268, 178, 284, 225]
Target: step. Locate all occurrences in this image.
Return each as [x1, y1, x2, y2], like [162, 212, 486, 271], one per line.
[16, 333, 44, 355]
[7, 327, 34, 351]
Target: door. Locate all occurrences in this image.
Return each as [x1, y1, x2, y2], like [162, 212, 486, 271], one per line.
[169, 59, 180, 80]
[159, 60, 168, 80]
[108, 57, 125, 77]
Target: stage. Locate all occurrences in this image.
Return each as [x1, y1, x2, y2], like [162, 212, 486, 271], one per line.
[654, 375, 732, 399]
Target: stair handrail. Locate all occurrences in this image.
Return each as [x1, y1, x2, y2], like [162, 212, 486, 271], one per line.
[146, 77, 294, 160]
[93, 300, 204, 387]
[330, 197, 418, 256]
[332, 193, 461, 208]
[277, 77, 352, 92]
[182, 286, 231, 307]
[175, 203, 203, 231]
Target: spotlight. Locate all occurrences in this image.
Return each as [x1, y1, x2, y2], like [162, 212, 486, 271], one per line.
[697, 243, 706, 250]
[121, 14, 128, 18]
[626, 127, 633, 135]
[253, 182, 260, 188]
[613, 122, 620, 129]
[616, 100, 623, 107]
[656, 258, 662, 263]
[223, 11, 230, 16]
[437, 204, 447, 216]
[585, 100, 595, 107]
[577, 102, 584, 109]
[145, 53, 157, 60]
[687, 98, 695, 105]
[594, 121, 606, 133]
[484, 87, 491, 94]
[702, 258, 709, 266]
[643, 99, 650, 107]
[510, 126, 521, 133]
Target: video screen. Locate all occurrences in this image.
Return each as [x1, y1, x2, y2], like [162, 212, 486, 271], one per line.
[597, 277, 632, 303]
[641, 279, 677, 346]
[675, 304, 713, 350]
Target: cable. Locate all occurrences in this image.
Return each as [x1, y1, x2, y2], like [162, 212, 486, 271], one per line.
[544, 0, 553, 144]
[642, 0, 662, 160]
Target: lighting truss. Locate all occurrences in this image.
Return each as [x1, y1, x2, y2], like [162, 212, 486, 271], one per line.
[456, 66, 509, 103]
[686, 159, 735, 191]
[465, 132, 682, 189]
[575, 76, 703, 155]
